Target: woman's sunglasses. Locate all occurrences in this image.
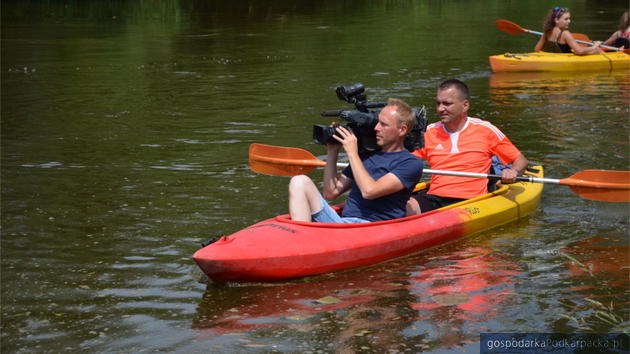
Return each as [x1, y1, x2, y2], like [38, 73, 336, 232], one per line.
[553, 7, 568, 18]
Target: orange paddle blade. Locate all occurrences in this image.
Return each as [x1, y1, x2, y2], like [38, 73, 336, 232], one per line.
[249, 143, 324, 176]
[561, 170, 630, 202]
[572, 33, 591, 47]
[495, 19, 527, 34]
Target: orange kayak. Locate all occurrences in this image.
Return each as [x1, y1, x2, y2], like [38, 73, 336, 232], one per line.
[489, 51, 630, 72]
[193, 166, 543, 283]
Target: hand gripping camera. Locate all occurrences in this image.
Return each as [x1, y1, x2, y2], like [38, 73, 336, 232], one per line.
[313, 83, 427, 155]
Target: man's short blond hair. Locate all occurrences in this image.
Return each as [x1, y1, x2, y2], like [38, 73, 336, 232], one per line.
[387, 98, 416, 132]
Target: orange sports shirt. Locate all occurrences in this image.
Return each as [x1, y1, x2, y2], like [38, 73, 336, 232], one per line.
[412, 117, 521, 199]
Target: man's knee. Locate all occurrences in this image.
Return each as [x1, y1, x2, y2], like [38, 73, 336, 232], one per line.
[289, 174, 312, 193]
[288, 175, 322, 220]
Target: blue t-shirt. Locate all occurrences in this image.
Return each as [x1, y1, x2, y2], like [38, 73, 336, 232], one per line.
[341, 150, 423, 221]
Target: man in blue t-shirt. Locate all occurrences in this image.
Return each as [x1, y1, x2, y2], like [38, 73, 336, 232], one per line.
[288, 98, 423, 223]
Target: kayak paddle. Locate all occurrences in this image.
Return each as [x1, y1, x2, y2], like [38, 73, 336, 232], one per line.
[249, 143, 630, 202]
[571, 33, 594, 47]
[495, 19, 625, 52]
[248, 143, 327, 177]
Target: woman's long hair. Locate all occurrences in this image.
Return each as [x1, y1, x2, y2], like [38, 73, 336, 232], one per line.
[542, 7, 569, 36]
[617, 11, 630, 32]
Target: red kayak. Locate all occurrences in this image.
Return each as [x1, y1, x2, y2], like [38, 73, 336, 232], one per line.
[193, 166, 544, 283]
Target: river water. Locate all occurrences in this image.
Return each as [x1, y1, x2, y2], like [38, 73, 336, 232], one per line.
[2, 1, 628, 353]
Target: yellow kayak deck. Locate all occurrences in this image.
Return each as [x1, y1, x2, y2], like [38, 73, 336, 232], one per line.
[489, 51, 630, 72]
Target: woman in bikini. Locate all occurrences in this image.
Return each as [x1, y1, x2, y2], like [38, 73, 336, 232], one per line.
[534, 7, 603, 55]
[603, 11, 629, 50]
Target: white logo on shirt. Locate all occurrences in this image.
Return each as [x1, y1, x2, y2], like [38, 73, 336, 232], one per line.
[435, 143, 444, 150]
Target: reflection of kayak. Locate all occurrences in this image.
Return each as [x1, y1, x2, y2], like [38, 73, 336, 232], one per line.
[193, 166, 544, 283]
[192, 265, 400, 332]
[411, 248, 519, 320]
[489, 70, 630, 89]
[489, 52, 630, 72]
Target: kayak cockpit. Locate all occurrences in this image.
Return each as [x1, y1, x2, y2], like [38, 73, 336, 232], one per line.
[274, 183, 512, 227]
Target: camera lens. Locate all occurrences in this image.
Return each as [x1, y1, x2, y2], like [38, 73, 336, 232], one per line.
[313, 124, 340, 145]
[336, 83, 365, 102]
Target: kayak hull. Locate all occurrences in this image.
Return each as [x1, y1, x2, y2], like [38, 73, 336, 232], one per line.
[489, 52, 630, 72]
[193, 166, 544, 283]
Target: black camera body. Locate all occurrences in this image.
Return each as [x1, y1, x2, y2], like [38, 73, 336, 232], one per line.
[313, 110, 380, 152]
[313, 83, 427, 154]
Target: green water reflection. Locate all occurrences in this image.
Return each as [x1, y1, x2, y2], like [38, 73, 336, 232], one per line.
[2, 0, 628, 352]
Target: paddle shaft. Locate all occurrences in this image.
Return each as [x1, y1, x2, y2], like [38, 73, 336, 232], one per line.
[496, 20, 622, 51]
[524, 28, 620, 51]
[254, 152, 623, 188]
[331, 161, 628, 193]
[248, 143, 630, 201]
[330, 161, 559, 183]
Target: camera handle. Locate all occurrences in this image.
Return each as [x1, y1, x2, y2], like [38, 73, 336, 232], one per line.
[353, 101, 386, 113]
[321, 110, 343, 117]
[320, 100, 386, 118]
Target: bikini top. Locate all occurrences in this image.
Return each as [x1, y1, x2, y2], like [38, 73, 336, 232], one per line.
[554, 30, 572, 53]
[541, 30, 572, 53]
[614, 30, 630, 48]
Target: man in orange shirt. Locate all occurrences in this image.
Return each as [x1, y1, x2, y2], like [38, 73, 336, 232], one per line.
[408, 79, 529, 213]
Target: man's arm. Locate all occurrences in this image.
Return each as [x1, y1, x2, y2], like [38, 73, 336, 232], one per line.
[333, 126, 405, 200]
[322, 142, 352, 200]
[501, 153, 529, 184]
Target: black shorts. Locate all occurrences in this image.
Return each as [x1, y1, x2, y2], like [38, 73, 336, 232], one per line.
[411, 190, 466, 213]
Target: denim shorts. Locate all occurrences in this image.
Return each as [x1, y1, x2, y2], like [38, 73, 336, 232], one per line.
[311, 195, 370, 224]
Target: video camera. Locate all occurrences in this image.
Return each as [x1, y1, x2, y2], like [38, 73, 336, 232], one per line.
[313, 83, 427, 155]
